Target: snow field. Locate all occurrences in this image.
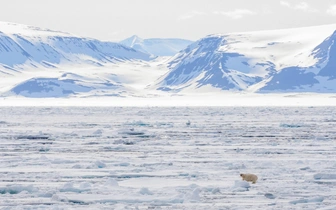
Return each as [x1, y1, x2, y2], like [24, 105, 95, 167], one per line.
[0, 107, 335, 209]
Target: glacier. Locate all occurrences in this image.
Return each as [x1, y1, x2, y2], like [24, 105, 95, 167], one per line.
[120, 35, 193, 56]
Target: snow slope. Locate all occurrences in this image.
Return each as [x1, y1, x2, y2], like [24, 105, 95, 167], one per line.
[120, 35, 193, 56]
[9, 74, 120, 98]
[0, 22, 159, 97]
[0, 22, 151, 69]
[155, 24, 336, 93]
[259, 30, 336, 92]
[2, 22, 336, 98]
[0, 58, 169, 98]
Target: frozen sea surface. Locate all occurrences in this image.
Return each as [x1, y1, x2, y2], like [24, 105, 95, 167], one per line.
[0, 107, 335, 209]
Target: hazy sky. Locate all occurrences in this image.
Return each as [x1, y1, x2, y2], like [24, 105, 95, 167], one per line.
[1, 0, 336, 41]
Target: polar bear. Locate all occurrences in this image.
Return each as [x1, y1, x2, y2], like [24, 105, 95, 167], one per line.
[240, 173, 258, 184]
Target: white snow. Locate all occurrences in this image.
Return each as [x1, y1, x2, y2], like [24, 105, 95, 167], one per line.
[1, 93, 336, 106]
[155, 24, 336, 92]
[2, 20, 336, 210]
[0, 106, 335, 209]
[232, 181, 250, 192]
[219, 24, 336, 70]
[120, 35, 193, 56]
[0, 57, 170, 98]
[0, 21, 72, 38]
[2, 22, 336, 96]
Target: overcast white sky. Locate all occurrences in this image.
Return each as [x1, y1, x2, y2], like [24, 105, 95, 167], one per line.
[1, 0, 336, 41]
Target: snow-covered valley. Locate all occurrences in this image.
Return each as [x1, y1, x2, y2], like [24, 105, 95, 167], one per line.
[0, 57, 170, 98]
[0, 107, 335, 209]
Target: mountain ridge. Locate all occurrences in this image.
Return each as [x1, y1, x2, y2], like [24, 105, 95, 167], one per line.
[155, 24, 336, 93]
[120, 35, 193, 56]
[0, 21, 152, 70]
[1, 21, 336, 97]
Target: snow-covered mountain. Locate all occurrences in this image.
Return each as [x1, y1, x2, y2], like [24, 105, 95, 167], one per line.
[0, 22, 155, 98]
[155, 36, 266, 92]
[2, 21, 336, 98]
[120, 35, 193, 56]
[155, 24, 336, 93]
[0, 22, 151, 70]
[0, 58, 168, 98]
[259, 30, 336, 92]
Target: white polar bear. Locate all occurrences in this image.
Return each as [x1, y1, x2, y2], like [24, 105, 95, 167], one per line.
[240, 173, 258, 184]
